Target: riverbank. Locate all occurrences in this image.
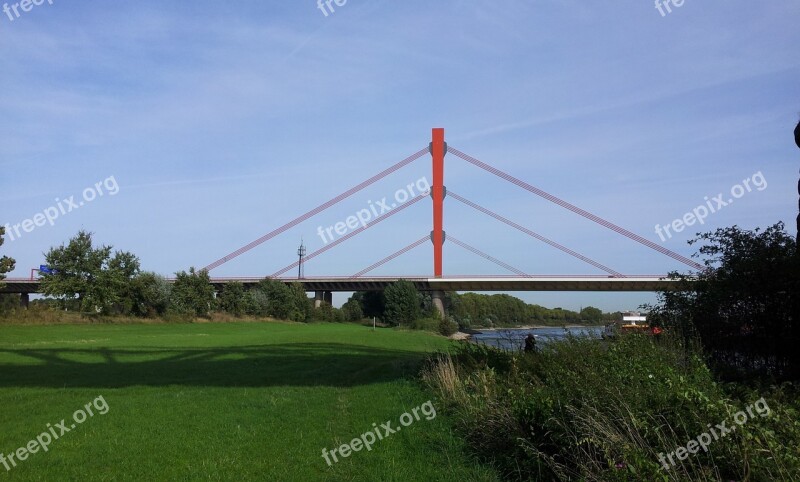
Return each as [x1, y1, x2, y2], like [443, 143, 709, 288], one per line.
[423, 334, 800, 481]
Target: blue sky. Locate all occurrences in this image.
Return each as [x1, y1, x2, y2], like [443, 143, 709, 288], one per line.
[1, 0, 798, 311]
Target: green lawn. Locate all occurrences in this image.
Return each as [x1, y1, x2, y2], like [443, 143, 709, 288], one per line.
[0, 322, 498, 481]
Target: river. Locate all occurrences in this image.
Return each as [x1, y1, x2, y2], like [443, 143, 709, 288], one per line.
[470, 326, 605, 351]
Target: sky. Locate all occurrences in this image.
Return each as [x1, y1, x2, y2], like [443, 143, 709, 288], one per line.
[1, 0, 798, 312]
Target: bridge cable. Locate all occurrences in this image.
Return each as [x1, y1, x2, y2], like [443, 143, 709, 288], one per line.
[447, 235, 529, 276]
[350, 236, 430, 278]
[449, 191, 624, 277]
[448, 147, 704, 271]
[202, 147, 429, 272]
[270, 195, 426, 277]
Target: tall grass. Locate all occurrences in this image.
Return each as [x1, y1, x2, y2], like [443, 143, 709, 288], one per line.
[422, 334, 800, 481]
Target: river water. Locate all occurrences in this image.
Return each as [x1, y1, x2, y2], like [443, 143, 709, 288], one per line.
[470, 326, 604, 351]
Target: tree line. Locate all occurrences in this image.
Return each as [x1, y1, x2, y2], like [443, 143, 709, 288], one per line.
[1, 230, 618, 331]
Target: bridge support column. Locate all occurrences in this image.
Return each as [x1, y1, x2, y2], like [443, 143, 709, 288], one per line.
[314, 291, 333, 307]
[20, 293, 29, 309]
[431, 128, 446, 278]
[431, 290, 445, 319]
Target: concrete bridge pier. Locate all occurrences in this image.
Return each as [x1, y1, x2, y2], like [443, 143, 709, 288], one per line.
[431, 290, 446, 319]
[314, 291, 333, 308]
[20, 293, 29, 309]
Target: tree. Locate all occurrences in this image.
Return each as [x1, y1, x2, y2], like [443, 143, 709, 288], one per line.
[103, 250, 142, 314]
[247, 279, 310, 321]
[130, 272, 171, 317]
[41, 231, 140, 313]
[342, 297, 363, 322]
[0, 226, 14, 290]
[649, 223, 799, 379]
[313, 302, 335, 322]
[218, 281, 247, 317]
[384, 280, 420, 326]
[579, 306, 603, 323]
[288, 282, 311, 322]
[245, 289, 270, 317]
[351, 291, 385, 319]
[170, 267, 214, 317]
[258, 279, 293, 319]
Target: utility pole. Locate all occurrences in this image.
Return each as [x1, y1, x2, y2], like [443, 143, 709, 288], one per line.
[297, 239, 306, 279]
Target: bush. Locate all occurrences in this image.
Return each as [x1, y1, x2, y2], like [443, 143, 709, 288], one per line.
[0, 294, 19, 316]
[130, 272, 171, 317]
[410, 317, 439, 332]
[439, 317, 459, 336]
[218, 281, 247, 316]
[341, 298, 363, 322]
[649, 223, 799, 380]
[423, 335, 800, 481]
[245, 289, 270, 317]
[170, 268, 214, 317]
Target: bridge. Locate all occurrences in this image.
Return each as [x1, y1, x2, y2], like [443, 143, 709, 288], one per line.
[3, 128, 701, 315]
[2, 275, 682, 310]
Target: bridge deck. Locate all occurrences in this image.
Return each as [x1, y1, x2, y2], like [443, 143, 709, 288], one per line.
[2, 276, 683, 294]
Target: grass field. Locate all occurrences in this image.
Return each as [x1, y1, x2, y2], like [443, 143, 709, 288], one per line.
[0, 322, 498, 481]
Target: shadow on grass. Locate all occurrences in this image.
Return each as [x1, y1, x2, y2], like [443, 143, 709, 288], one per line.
[0, 343, 429, 388]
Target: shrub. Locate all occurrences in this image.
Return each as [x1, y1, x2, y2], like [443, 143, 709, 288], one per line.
[439, 317, 459, 336]
[423, 335, 800, 481]
[170, 268, 214, 317]
[130, 272, 171, 317]
[649, 223, 799, 380]
[218, 281, 247, 316]
[410, 317, 439, 332]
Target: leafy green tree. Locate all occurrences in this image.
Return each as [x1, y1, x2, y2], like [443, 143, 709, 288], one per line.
[248, 279, 309, 321]
[341, 297, 363, 322]
[104, 250, 142, 314]
[130, 272, 171, 317]
[312, 302, 344, 323]
[258, 279, 293, 319]
[649, 222, 799, 379]
[170, 267, 214, 317]
[313, 302, 335, 322]
[41, 231, 140, 313]
[579, 306, 603, 323]
[288, 282, 311, 322]
[245, 289, 270, 316]
[0, 226, 14, 291]
[384, 280, 420, 326]
[218, 281, 247, 317]
[351, 291, 385, 319]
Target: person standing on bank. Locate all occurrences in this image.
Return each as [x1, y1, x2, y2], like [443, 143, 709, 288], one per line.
[524, 333, 536, 353]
